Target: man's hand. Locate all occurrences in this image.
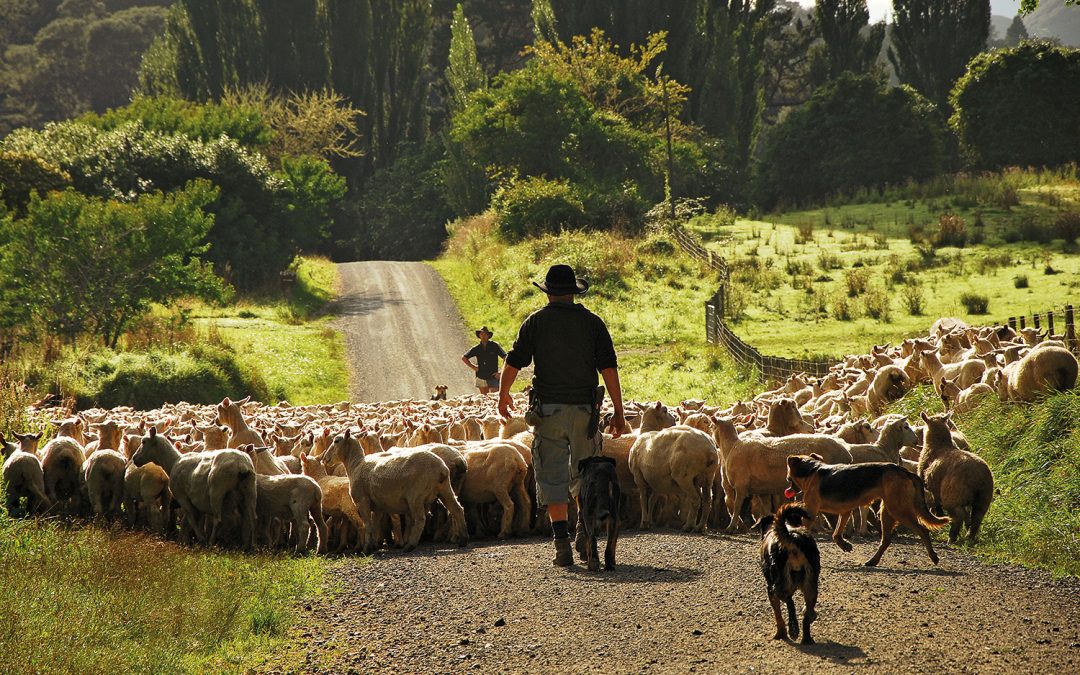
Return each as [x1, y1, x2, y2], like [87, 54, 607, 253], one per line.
[498, 391, 515, 421]
[608, 412, 629, 439]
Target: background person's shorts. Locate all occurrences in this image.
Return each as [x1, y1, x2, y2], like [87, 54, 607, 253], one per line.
[476, 376, 499, 389]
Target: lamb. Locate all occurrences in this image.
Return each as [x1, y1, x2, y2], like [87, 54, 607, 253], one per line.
[132, 427, 257, 549]
[996, 345, 1079, 402]
[50, 416, 88, 445]
[458, 442, 530, 539]
[723, 434, 852, 532]
[83, 449, 127, 521]
[217, 396, 265, 448]
[846, 418, 919, 465]
[85, 421, 124, 455]
[750, 398, 814, 437]
[195, 424, 230, 451]
[2, 434, 52, 516]
[12, 431, 42, 455]
[253, 473, 327, 555]
[918, 350, 987, 395]
[123, 462, 172, 534]
[919, 412, 994, 544]
[638, 402, 678, 432]
[628, 426, 718, 532]
[39, 436, 86, 515]
[939, 377, 995, 414]
[324, 429, 467, 553]
[300, 453, 366, 554]
[836, 420, 876, 444]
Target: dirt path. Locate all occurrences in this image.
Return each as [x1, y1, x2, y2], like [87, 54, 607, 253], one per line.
[271, 530, 1080, 673]
[333, 261, 477, 401]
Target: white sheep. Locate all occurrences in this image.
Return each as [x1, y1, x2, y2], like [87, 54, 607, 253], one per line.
[253, 472, 327, 555]
[2, 434, 53, 516]
[83, 449, 127, 521]
[997, 345, 1079, 402]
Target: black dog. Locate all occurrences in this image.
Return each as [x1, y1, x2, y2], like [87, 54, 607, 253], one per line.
[575, 456, 620, 572]
[754, 502, 820, 644]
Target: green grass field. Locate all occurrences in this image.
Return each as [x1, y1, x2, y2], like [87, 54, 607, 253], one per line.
[433, 215, 760, 405]
[191, 256, 350, 405]
[689, 174, 1080, 359]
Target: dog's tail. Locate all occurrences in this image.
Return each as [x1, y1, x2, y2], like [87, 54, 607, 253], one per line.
[903, 470, 950, 529]
[772, 502, 812, 543]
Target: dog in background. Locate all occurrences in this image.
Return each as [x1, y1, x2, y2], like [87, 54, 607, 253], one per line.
[430, 385, 448, 401]
[755, 502, 819, 644]
[786, 454, 949, 567]
[575, 456, 620, 571]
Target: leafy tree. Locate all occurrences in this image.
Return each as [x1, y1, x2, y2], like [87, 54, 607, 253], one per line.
[0, 151, 71, 214]
[0, 182, 224, 347]
[888, 0, 991, 108]
[755, 73, 946, 207]
[1020, 0, 1079, 13]
[531, 0, 559, 46]
[810, 0, 885, 83]
[82, 95, 271, 149]
[950, 40, 1080, 169]
[762, 2, 818, 124]
[447, 4, 487, 112]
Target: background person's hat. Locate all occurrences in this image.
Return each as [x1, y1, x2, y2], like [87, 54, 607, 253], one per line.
[475, 326, 494, 338]
[532, 264, 589, 295]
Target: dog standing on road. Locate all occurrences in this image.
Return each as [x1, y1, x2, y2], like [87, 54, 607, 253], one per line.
[786, 454, 949, 567]
[755, 502, 819, 644]
[576, 456, 620, 572]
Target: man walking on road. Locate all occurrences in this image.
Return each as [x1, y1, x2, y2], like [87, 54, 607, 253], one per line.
[498, 264, 628, 567]
[462, 326, 506, 394]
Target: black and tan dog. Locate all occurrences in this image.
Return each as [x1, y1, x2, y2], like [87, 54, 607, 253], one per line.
[430, 385, 448, 401]
[786, 454, 950, 567]
[755, 503, 820, 644]
[575, 456, 620, 571]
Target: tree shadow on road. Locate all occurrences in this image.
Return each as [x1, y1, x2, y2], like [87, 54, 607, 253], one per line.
[330, 291, 406, 317]
[843, 564, 964, 577]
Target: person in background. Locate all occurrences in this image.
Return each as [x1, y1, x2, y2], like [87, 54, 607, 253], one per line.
[462, 326, 506, 394]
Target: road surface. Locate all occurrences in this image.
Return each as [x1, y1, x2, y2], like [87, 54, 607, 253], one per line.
[334, 261, 478, 401]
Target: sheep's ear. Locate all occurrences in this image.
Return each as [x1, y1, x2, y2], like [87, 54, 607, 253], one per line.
[944, 411, 954, 424]
[221, 397, 231, 407]
[300, 452, 307, 462]
[239, 396, 251, 405]
[148, 426, 157, 439]
[920, 411, 930, 423]
[344, 428, 352, 440]
[810, 452, 824, 461]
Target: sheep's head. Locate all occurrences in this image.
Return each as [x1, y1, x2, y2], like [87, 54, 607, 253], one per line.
[133, 426, 171, 467]
[939, 377, 961, 408]
[919, 411, 954, 449]
[13, 431, 42, 454]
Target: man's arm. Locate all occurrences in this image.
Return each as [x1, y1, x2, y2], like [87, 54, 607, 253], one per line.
[600, 367, 628, 438]
[461, 355, 477, 371]
[498, 365, 520, 420]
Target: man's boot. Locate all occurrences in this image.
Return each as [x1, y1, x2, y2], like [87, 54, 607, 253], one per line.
[553, 536, 574, 566]
[551, 520, 574, 567]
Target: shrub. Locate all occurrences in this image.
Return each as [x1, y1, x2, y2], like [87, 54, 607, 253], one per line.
[959, 292, 990, 315]
[724, 283, 750, 321]
[901, 282, 926, 315]
[1054, 210, 1080, 251]
[934, 213, 968, 248]
[844, 268, 870, 297]
[951, 41, 1080, 170]
[755, 73, 947, 207]
[492, 177, 587, 241]
[862, 285, 892, 322]
[0, 151, 71, 214]
[25, 342, 275, 410]
[817, 250, 842, 271]
[795, 221, 814, 245]
[1014, 274, 1030, 289]
[830, 290, 855, 321]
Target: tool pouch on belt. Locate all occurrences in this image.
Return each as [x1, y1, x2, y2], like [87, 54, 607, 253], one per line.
[587, 385, 606, 440]
[524, 386, 543, 427]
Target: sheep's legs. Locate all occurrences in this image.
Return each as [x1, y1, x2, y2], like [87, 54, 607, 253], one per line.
[495, 490, 515, 539]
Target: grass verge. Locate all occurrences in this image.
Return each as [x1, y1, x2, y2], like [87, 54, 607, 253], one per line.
[432, 215, 759, 404]
[0, 507, 324, 673]
[891, 386, 1080, 577]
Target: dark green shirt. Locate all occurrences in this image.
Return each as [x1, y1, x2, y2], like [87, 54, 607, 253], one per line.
[464, 341, 506, 380]
[506, 301, 617, 404]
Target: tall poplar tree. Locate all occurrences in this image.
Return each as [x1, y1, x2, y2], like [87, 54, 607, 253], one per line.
[811, 0, 884, 82]
[888, 0, 991, 108]
[446, 4, 486, 112]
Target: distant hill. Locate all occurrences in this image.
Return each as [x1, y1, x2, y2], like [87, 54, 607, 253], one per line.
[1025, 0, 1080, 46]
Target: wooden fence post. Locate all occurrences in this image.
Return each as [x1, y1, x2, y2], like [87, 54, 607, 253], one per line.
[1066, 305, 1077, 353]
[1033, 314, 1041, 332]
[1008, 317, 1016, 330]
[1047, 311, 1055, 337]
[1020, 316, 1026, 330]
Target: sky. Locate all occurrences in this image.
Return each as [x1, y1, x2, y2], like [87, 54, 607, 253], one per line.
[795, 0, 1022, 23]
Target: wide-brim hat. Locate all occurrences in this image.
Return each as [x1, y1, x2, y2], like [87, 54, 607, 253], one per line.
[475, 326, 494, 338]
[532, 264, 589, 295]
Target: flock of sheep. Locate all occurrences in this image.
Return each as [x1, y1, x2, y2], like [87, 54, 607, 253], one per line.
[2, 317, 1077, 558]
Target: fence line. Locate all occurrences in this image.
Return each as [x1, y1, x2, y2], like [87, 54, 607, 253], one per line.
[671, 225, 728, 278]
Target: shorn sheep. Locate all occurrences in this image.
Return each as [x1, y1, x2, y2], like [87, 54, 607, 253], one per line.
[132, 427, 258, 549]
[996, 345, 1079, 402]
[324, 429, 468, 553]
[39, 436, 86, 515]
[83, 449, 127, 521]
[2, 434, 52, 516]
[629, 425, 718, 532]
[252, 471, 328, 555]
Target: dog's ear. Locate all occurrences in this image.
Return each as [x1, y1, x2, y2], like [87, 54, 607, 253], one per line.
[809, 452, 824, 461]
[753, 515, 774, 536]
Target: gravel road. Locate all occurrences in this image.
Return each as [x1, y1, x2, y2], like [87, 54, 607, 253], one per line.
[270, 530, 1080, 674]
[334, 261, 477, 401]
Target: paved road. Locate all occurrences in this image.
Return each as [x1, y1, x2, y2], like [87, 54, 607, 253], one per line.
[334, 261, 477, 401]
